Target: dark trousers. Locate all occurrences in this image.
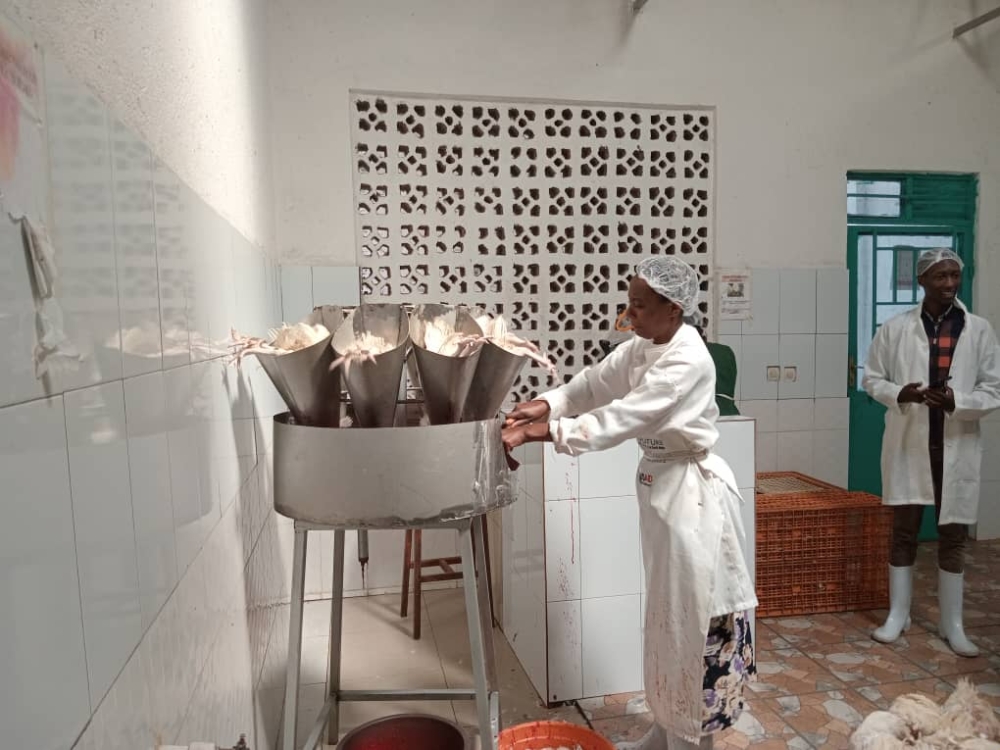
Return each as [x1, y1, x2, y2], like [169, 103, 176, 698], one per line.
[889, 446, 967, 574]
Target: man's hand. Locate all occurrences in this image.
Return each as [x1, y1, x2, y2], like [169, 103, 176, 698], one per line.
[897, 382, 926, 405]
[504, 400, 551, 428]
[924, 386, 956, 412]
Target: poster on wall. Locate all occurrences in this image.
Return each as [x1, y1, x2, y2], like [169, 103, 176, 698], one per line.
[717, 270, 752, 320]
[0, 14, 39, 117]
[0, 13, 43, 222]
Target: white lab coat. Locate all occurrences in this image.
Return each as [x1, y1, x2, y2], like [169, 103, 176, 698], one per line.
[539, 325, 757, 742]
[863, 301, 1000, 525]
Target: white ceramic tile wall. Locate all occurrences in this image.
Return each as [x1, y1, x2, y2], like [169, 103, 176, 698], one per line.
[740, 334, 779, 400]
[778, 334, 816, 399]
[742, 269, 780, 335]
[280, 266, 314, 323]
[64, 383, 144, 708]
[546, 600, 583, 703]
[0, 397, 92, 750]
[279, 265, 363, 324]
[817, 269, 850, 334]
[579, 497, 642, 600]
[815, 333, 849, 398]
[501, 444, 548, 700]
[312, 266, 361, 307]
[779, 270, 817, 335]
[578, 441, 639, 499]
[0, 48, 292, 750]
[581, 595, 642, 697]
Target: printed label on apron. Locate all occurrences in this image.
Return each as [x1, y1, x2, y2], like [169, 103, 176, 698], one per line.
[638, 471, 654, 486]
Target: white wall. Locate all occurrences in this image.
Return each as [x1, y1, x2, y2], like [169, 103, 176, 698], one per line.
[3, 0, 276, 251]
[266, 0, 1000, 321]
[0, 5, 291, 750]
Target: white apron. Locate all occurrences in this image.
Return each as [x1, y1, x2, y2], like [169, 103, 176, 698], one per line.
[540, 328, 758, 742]
[636, 441, 755, 742]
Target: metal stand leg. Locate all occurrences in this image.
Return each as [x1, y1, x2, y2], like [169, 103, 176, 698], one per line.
[282, 528, 308, 750]
[473, 516, 498, 689]
[413, 529, 423, 640]
[460, 522, 496, 750]
[400, 529, 413, 617]
[326, 530, 346, 745]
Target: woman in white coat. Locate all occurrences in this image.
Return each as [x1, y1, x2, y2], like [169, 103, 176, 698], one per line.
[863, 248, 1000, 657]
[501, 257, 758, 750]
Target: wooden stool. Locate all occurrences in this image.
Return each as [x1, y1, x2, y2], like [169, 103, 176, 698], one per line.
[400, 516, 495, 640]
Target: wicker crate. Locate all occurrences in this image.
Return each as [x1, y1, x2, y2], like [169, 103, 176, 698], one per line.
[755, 489, 893, 618]
[756, 471, 843, 496]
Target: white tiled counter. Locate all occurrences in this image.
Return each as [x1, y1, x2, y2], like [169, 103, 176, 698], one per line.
[501, 417, 756, 705]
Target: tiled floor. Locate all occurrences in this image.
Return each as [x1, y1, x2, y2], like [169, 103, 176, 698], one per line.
[283, 541, 1000, 749]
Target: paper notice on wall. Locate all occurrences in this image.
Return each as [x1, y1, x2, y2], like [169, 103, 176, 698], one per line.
[0, 14, 44, 221]
[718, 270, 752, 320]
[0, 14, 39, 117]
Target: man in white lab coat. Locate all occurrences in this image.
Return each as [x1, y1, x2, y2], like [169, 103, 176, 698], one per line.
[863, 248, 1000, 657]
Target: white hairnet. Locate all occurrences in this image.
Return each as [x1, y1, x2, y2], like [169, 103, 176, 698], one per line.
[917, 248, 963, 277]
[635, 256, 700, 316]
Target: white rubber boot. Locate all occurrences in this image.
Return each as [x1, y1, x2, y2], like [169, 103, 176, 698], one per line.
[616, 724, 667, 750]
[938, 569, 979, 657]
[872, 565, 913, 644]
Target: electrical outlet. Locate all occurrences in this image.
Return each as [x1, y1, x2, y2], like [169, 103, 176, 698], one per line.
[784, 366, 798, 382]
[766, 366, 780, 382]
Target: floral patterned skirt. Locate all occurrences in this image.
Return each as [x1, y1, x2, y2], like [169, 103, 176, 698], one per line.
[702, 610, 756, 734]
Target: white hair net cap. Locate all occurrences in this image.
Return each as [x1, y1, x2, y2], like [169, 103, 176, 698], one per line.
[917, 248, 964, 277]
[635, 256, 700, 316]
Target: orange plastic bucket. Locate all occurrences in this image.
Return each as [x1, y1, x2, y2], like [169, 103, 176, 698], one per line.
[498, 721, 615, 750]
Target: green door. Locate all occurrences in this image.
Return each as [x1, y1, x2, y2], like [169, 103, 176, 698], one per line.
[847, 227, 973, 540]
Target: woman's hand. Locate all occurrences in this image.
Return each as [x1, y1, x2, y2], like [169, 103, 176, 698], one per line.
[501, 422, 552, 452]
[504, 399, 551, 428]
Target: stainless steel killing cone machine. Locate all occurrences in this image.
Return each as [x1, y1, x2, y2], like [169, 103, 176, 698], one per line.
[253, 303, 531, 750]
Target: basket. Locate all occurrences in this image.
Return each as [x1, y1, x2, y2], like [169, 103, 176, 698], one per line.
[756, 488, 893, 618]
[756, 471, 843, 495]
[498, 721, 615, 750]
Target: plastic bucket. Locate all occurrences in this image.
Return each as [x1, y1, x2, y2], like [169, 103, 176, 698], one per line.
[498, 721, 615, 750]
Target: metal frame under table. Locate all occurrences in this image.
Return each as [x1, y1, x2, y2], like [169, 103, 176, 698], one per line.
[282, 514, 499, 750]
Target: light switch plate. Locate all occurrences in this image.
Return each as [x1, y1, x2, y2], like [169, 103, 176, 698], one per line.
[766, 366, 781, 382]
[784, 366, 798, 382]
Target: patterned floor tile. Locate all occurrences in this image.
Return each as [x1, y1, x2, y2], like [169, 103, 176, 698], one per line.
[578, 692, 647, 721]
[854, 677, 954, 709]
[762, 690, 878, 749]
[755, 623, 794, 652]
[761, 614, 868, 648]
[834, 609, 928, 638]
[714, 701, 811, 750]
[805, 641, 931, 686]
[589, 712, 655, 744]
[967, 625, 1000, 656]
[889, 631, 1000, 677]
[748, 648, 844, 697]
